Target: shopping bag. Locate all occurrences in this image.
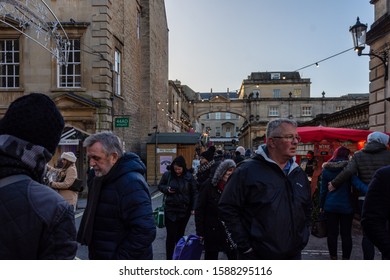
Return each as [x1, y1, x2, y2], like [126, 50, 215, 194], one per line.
[172, 234, 204, 260]
[311, 213, 327, 238]
[153, 205, 165, 228]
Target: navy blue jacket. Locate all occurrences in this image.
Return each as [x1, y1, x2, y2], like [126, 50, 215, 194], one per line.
[320, 160, 353, 214]
[88, 152, 156, 259]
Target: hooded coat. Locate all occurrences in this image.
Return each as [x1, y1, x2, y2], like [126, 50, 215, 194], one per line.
[331, 141, 390, 188]
[320, 160, 353, 214]
[78, 152, 156, 260]
[195, 160, 236, 253]
[219, 145, 312, 259]
[158, 159, 198, 222]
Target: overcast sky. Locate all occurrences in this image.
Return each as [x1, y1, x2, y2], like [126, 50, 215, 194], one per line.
[165, 0, 373, 97]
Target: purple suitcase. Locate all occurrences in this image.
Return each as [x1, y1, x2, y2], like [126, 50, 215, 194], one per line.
[172, 234, 204, 260]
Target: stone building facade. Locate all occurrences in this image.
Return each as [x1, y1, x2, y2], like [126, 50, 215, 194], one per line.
[191, 72, 368, 150]
[365, 0, 390, 131]
[0, 0, 169, 167]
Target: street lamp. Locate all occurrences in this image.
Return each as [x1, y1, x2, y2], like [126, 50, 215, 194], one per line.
[349, 17, 388, 80]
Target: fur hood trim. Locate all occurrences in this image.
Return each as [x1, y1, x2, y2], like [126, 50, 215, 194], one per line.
[211, 159, 236, 186]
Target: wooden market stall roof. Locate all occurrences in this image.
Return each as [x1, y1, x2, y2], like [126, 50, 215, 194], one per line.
[146, 132, 201, 144]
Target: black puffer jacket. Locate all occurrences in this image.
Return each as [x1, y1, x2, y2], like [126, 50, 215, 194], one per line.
[87, 153, 156, 260]
[332, 141, 390, 187]
[0, 175, 77, 259]
[158, 170, 198, 222]
[219, 146, 312, 259]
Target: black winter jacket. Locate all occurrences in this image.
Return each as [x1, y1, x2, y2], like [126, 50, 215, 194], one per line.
[219, 146, 312, 259]
[86, 153, 156, 259]
[158, 170, 197, 221]
[0, 175, 77, 259]
[361, 166, 390, 259]
[195, 177, 231, 252]
[331, 141, 390, 188]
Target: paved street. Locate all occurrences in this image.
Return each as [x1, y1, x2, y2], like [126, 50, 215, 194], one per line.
[75, 186, 381, 260]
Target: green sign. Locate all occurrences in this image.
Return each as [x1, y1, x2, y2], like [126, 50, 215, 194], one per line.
[115, 117, 129, 128]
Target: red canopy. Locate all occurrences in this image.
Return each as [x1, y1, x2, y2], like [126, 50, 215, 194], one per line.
[297, 126, 374, 143]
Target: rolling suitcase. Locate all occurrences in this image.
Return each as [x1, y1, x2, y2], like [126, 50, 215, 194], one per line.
[172, 234, 204, 260]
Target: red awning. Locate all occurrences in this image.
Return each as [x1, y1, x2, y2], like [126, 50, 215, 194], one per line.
[297, 126, 377, 143]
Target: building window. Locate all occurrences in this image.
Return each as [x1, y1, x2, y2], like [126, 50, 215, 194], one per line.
[302, 106, 312, 116]
[0, 39, 19, 88]
[336, 106, 344, 111]
[273, 89, 281, 98]
[58, 39, 81, 88]
[216, 127, 221, 137]
[268, 106, 279, 116]
[271, 73, 280, 80]
[215, 112, 221, 119]
[225, 127, 231, 137]
[206, 113, 210, 119]
[293, 89, 301, 97]
[114, 49, 121, 96]
[225, 112, 231, 119]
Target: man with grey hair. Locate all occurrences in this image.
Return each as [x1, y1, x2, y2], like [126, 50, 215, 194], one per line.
[219, 118, 311, 259]
[77, 131, 156, 259]
[328, 131, 390, 259]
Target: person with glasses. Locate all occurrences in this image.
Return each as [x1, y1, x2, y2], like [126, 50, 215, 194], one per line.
[219, 118, 311, 259]
[77, 131, 156, 259]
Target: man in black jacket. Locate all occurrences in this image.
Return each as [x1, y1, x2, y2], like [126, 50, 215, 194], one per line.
[0, 93, 77, 259]
[77, 131, 156, 259]
[219, 118, 312, 260]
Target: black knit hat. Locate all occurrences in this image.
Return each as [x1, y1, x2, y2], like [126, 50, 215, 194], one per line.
[200, 145, 216, 162]
[0, 93, 65, 154]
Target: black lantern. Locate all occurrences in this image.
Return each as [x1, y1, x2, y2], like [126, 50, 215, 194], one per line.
[349, 17, 388, 80]
[349, 17, 368, 56]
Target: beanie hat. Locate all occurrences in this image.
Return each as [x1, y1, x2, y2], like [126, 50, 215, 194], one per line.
[212, 159, 236, 186]
[367, 131, 389, 145]
[200, 145, 216, 162]
[0, 93, 64, 154]
[235, 146, 245, 156]
[61, 152, 77, 163]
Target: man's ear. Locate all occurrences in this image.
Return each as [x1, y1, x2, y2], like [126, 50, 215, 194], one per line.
[267, 138, 277, 148]
[111, 152, 120, 163]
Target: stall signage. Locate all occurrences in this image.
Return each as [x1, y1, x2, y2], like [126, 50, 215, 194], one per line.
[157, 148, 177, 153]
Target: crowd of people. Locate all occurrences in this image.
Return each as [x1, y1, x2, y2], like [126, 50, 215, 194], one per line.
[1, 93, 390, 260]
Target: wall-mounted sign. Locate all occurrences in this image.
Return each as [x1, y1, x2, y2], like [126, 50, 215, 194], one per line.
[115, 117, 129, 127]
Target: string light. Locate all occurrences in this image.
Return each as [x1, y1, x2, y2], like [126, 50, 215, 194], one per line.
[294, 47, 354, 71]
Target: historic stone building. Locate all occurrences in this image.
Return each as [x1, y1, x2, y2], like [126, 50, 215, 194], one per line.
[363, 0, 390, 132]
[0, 0, 169, 171]
[192, 72, 368, 150]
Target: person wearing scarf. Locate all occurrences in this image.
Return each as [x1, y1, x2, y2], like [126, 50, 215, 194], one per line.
[77, 131, 155, 259]
[0, 93, 77, 259]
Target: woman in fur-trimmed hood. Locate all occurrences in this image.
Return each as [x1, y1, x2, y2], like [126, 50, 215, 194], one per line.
[195, 159, 237, 260]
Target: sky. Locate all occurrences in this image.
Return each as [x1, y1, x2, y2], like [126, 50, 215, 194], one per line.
[165, 0, 374, 97]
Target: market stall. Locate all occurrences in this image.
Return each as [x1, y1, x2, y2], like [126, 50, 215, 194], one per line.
[296, 126, 379, 196]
